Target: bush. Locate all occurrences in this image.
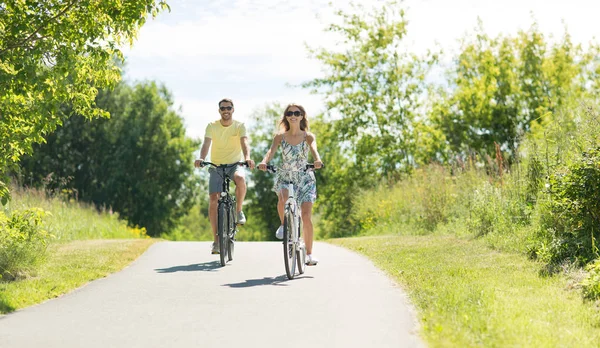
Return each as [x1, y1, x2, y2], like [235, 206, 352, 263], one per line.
[0, 208, 53, 280]
[581, 258, 600, 300]
[467, 182, 502, 237]
[533, 147, 600, 265]
[351, 164, 466, 235]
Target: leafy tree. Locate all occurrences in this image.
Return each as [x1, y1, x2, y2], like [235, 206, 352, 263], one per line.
[0, 0, 169, 203]
[242, 104, 284, 241]
[308, 116, 359, 238]
[303, 1, 438, 179]
[300, 1, 438, 237]
[19, 81, 199, 237]
[431, 21, 598, 159]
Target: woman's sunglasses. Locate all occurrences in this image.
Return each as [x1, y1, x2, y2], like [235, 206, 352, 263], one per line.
[219, 106, 233, 111]
[285, 111, 302, 117]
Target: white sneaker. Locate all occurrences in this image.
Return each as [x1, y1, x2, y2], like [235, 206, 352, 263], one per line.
[275, 225, 283, 240]
[237, 211, 246, 225]
[306, 254, 319, 266]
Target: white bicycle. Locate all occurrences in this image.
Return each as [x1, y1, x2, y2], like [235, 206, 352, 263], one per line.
[266, 163, 321, 279]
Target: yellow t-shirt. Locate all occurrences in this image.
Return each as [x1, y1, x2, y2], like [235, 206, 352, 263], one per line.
[205, 120, 247, 165]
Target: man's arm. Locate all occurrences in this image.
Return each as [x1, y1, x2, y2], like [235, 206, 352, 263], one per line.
[194, 137, 212, 168]
[200, 137, 211, 160]
[240, 136, 255, 169]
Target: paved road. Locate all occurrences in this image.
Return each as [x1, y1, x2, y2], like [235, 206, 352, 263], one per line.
[0, 241, 423, 348]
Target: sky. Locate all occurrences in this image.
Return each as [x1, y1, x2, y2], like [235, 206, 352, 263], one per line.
[121, 0, 600, 146]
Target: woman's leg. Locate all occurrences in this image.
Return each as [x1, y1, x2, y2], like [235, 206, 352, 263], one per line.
[277, 189, 289, 224]
[301, 202, 314, 255]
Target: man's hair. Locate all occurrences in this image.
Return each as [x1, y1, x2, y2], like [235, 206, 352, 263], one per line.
[218, 98, 234, 107]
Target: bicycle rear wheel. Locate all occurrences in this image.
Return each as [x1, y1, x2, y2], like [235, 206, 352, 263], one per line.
[218, 203, 228, 266]
[283, 210, 297, 279]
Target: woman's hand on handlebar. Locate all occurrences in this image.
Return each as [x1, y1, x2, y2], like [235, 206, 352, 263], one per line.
[194, 159, 205, 168]
[258, 162, 268, 171]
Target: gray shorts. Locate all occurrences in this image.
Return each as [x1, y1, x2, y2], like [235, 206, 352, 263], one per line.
[208, 165, 245, 194]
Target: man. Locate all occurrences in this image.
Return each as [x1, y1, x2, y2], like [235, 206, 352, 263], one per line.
[194, 98, 255, 254]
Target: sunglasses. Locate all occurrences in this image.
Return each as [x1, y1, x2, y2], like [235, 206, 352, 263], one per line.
[285, 111, 302, 117]
[219, 106, 233, 111]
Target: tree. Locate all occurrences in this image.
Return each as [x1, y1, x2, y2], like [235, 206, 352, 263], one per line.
[308, 115, 359, 238]
[300, 1, 438, 237]
[0, 0, 169, 203]
[19, 81, 199, 237]
[242, 103, 284, 241]
[303, 1, 438, 179]
[431, 21, 598, 159]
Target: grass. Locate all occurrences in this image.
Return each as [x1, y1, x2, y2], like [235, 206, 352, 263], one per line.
[331, 234, 600, 347]
[6, 187, 146, 241]
[1, 187, 156, 313]
[0, 238, 156, 314]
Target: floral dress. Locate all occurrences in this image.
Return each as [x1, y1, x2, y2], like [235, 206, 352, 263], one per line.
[273, 132, 317, 203]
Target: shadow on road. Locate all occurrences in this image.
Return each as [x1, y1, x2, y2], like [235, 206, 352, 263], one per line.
[154, 260, 221, 273]
[222, 274, 314, 288]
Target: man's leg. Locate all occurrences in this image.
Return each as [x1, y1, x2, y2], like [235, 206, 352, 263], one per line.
[233, 172, 246, 214]
[208, 168, 223, 253]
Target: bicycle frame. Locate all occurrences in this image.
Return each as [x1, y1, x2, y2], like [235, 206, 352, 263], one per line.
[281, 180, 305, 279]
[266, 164, 324, 279]
[202, 161, 247, 266]
[284, 181, 303, 244]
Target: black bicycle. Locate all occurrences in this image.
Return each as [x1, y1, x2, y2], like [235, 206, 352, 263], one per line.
[201, 161, 248, 266]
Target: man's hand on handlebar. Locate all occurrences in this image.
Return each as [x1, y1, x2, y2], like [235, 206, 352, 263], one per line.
[194, 159, 205, 168]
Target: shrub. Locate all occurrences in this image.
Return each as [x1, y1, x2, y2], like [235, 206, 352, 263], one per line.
[0, 208, 53, 280]
[534, 147, 600, 265]
[467, 182, 499, 237]
[581, 258, 600, 300]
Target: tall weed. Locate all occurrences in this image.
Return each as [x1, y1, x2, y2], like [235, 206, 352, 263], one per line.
[0, 208, 53, 280]
[5, 186, 146, 241]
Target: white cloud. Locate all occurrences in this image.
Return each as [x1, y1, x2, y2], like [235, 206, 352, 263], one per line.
[122, 0, 600, 151]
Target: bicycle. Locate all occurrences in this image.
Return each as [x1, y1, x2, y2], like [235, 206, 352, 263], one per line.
[266, 163, 322, 279]
[200, 161, 248, 267]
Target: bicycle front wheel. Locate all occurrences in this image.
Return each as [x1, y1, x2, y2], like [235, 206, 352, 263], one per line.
[283, 210, 297, 279]
[297, 218, 306, 275]
[227, 208, 235, 262]
[218, 203, 229, 266]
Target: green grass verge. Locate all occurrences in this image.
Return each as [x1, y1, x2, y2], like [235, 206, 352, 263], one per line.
[7, 188, 148, 240]
[0, 238, 156, 314]
[331, 235, 600, 347]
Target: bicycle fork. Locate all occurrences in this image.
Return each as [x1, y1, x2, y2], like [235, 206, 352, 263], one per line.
[285, 201, 304, 252]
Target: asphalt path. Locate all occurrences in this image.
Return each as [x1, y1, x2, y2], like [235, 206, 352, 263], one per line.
[0, 241, 424, 348]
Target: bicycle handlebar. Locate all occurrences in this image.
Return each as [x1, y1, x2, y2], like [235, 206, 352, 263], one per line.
[264, 163, 324, 174]
[200, 161, 249, 169]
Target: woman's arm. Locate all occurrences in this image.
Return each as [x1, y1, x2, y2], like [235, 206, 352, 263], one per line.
[258, 133, 283, 170]
[306, 132, 323, 168]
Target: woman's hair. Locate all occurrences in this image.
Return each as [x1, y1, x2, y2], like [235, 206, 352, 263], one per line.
[279, 103, 309, 131]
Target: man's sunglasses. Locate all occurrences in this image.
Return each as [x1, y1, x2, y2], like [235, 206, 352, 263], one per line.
[219, 106, 233, 111]
[285, 111, 302, 117]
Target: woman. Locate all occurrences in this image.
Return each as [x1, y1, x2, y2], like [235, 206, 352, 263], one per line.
[258, 103, 323, 265]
